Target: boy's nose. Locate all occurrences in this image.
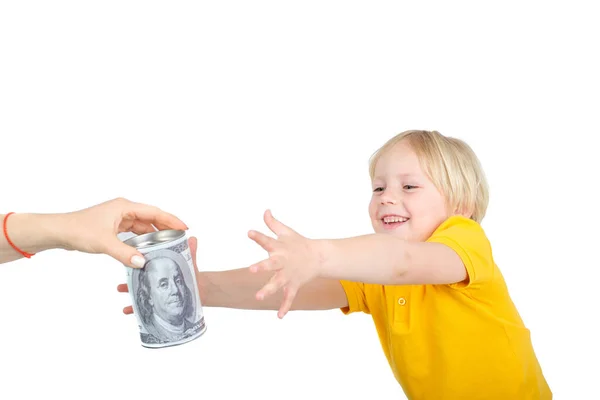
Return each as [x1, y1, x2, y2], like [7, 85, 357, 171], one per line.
[380, 193, 398, 205]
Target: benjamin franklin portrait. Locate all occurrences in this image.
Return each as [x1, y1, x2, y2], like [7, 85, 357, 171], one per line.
[132, 249, 201, 344]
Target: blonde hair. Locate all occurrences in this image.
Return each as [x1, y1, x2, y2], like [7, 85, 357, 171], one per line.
[369, 130, 489, 223]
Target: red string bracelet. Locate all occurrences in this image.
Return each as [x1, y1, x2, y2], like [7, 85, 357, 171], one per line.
[3, 212, 35, 258]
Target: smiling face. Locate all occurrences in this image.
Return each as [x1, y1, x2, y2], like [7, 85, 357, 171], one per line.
[368, 140, 451, 241]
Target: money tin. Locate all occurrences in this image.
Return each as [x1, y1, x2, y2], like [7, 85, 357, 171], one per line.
[123, 230, 206, 348]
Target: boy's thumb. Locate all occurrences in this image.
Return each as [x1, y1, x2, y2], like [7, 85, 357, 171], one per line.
[106, 238, 146, 268]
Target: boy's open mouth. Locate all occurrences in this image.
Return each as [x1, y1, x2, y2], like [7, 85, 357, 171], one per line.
[381, 215, 409, 228]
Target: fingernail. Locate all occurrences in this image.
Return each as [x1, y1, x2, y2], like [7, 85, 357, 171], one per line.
[131, 255, 146, 268]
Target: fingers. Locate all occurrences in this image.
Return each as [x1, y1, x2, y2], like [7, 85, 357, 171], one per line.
[152, 221, 177, 231]
[129, 202, 188, 231]
[256, 272, 286, 301]
[263, 210, 293, 236]
[278, 286, 298, 319]
[189, 236, 198, 270]
[249, 258, 279, 273]
[116, 283, 129, 293]
[129, 221, 156, 235]
[117, 284, 133, 314]
[254, 272, 297, 319]
[104, 238, 146, 268]
[248, 230, 277, 252]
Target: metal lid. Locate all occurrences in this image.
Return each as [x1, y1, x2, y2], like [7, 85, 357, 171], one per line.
[123, 229, 186, 250]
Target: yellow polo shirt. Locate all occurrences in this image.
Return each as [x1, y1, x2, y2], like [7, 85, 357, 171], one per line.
[340, 216, 551, 399]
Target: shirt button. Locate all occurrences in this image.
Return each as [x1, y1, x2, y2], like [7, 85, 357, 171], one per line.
[398, 297, 406, 306]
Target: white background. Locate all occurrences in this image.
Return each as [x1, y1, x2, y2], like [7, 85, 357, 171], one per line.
[1, 1, 598, 399]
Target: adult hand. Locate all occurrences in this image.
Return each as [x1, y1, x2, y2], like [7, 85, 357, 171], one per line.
[59, 197, 188, 268]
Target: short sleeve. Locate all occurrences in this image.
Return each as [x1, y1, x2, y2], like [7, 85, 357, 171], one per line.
[339, 280, 370, 314]
[427, 216, 495, 289]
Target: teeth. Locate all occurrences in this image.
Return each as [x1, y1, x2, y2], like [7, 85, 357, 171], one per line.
[383, 216, 408, 224]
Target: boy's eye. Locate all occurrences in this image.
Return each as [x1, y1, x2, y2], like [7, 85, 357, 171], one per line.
[403, 185, 418, 190]
[373, 187, 384, 192]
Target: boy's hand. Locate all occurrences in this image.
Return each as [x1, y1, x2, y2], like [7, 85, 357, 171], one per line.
[248, 210, 322, 319]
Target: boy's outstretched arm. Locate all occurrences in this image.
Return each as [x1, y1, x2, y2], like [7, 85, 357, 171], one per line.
[199, 268, 347, 311]
[117, 236, 348, 315]
[248, 210, 468, 318]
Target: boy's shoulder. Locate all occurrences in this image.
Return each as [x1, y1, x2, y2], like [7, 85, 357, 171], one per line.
[428, 215, 492, 256]
[430, 215, 485, 237]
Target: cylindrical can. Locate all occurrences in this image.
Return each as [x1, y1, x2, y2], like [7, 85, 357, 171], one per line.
[123, 230, 206, 348]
